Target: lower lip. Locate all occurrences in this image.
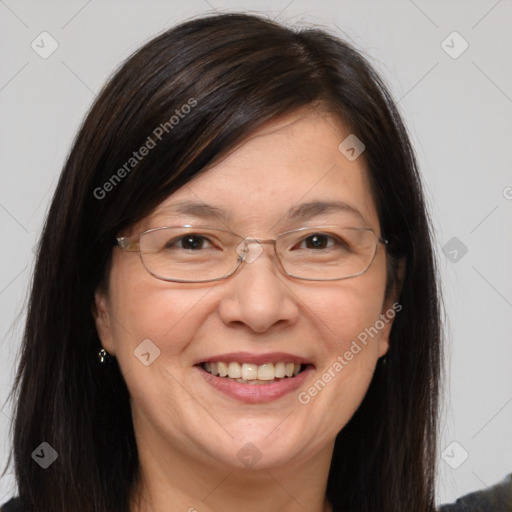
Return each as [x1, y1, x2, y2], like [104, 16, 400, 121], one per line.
[197, 365, 314, 403]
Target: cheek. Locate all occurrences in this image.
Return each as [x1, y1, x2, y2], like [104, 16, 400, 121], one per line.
[296, 262, 387, 425]
[308, 265, 388, 356]
[311, 287, 383, 391]
[107, 261, 211, 371]
[107, 283, 212, 428]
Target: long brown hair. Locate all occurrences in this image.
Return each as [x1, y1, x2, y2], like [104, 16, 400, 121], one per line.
[4, 13, 441, 512]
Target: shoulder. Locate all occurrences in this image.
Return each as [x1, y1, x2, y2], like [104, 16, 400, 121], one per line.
[0, 497, 28, 512]
[438, 473, 512, 512]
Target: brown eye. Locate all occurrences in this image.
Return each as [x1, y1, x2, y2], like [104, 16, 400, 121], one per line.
[303, 234, 331, 249]
[295, 233, 340, 250]
[166, 235, 213, 250]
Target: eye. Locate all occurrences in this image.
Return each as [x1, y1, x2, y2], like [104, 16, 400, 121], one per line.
[297, 233, 336, 250]
[165, 234, 214, 250]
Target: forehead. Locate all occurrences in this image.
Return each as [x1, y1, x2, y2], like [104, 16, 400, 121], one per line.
[139, 109, 380, 234]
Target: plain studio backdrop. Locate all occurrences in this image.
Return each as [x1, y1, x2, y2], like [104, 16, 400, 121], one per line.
[0, 0, 511, 507]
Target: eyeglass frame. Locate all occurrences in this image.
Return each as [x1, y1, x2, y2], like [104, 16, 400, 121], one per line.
[116, 224, 389, 283]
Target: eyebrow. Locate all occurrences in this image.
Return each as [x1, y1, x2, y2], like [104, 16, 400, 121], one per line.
[152, 199, 366, 224]
[287, 200, 366, 223]
[154, 201, 226, 219]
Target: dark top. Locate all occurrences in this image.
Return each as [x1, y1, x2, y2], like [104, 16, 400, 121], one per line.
[0, 499, 25, 512]
[438, 473, 511, 511]
[1, 474, 511, 511]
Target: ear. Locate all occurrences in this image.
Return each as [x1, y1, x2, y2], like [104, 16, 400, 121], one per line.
[92, 287, 116, 355]
[377, 257, 406, 358]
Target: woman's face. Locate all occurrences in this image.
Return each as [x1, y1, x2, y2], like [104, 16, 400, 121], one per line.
[95, 109, 399, 473]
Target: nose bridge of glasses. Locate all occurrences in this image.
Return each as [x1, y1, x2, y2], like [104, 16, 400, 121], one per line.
[235, 238, 277, 264]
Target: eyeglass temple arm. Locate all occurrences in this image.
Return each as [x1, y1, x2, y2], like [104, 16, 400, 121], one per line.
[116, 236, 140, 251]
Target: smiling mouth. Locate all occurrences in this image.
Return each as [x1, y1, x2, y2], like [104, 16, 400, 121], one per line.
[201, 361, 308, 384]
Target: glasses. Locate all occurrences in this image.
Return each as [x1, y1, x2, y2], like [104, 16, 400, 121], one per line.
[116, 225, 388, 283]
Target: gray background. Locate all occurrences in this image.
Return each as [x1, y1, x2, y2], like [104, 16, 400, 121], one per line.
[1, 0, 511, 506]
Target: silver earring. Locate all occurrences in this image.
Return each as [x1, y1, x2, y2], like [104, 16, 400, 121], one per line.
[98, 348, 113, 364]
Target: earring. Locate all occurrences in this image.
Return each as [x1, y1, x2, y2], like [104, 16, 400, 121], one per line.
[98, 348, 113, 364]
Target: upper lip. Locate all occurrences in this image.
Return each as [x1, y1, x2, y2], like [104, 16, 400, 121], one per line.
[195, 352, 313, 366]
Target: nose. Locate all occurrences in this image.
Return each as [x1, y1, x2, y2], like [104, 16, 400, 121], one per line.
[217, 241, 300, 333]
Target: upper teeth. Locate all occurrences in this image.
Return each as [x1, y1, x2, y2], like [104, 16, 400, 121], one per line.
[203, 361, 301, 381]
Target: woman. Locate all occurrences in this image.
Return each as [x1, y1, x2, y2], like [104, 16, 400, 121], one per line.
[3, 12, 502, 512]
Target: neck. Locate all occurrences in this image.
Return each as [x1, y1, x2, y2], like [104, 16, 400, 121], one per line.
[129, 424, 334, 512]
